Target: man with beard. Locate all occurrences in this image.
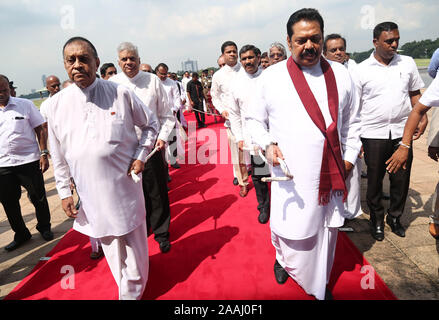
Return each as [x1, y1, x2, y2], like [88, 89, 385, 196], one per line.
[0, 74, 53, 252]
[356, 22, 426, 241]
[211, 41, 249, 196]
[47, 37, 159, 299]
[246, 8, 361, 300]
[111, 42, 175, 253]
[228, 45, 270, 223]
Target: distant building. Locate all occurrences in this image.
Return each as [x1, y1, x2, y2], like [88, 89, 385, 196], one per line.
[181, 59, 198, 73]
[42, 74, 47, 87]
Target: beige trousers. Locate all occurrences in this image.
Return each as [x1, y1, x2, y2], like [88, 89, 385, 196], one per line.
[100, 223, 149, 300]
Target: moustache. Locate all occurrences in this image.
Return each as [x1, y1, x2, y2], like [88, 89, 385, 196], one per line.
[301, 49, 317, 58]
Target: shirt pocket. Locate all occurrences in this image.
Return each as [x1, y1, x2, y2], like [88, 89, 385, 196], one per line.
[107, 119, 125, 144]
[12, 117, 27, 134]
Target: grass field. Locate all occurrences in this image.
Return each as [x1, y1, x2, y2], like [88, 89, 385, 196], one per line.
[32, 99, 45, 109]
[415, 58, 431, 67]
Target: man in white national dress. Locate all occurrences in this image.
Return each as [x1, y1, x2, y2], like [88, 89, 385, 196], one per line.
[47, 36, 159, 300]
[246, 8, 361, 300]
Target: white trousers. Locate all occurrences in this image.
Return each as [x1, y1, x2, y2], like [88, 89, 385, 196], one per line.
[344, 157, 363, 219]
[271, 227, 338, 300]
[99, 223, 149, 300]
[89, 237, 101, 252]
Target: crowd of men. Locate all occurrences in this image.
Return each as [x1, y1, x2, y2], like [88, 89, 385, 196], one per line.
[1, 7, 439, 300]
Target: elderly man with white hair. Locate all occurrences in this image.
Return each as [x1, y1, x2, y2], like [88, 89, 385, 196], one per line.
[268, 42, 287, 65]
[110, 42, 175, 254]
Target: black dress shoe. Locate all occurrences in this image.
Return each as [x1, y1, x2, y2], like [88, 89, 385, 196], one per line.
[159, 240, 171, 253]
[41, 230, 54, 241]
[274, 260, 289, 284]
[5, 233, 32, 252]
[370, 223, 384, 241]
[233, 177, 239, 186]
[324, 287, 333, 300]
[171, 162, 180, 169]
[258, 209, 269, 224]
[168, 175, 172, 182]
[386, 215, 405, 237]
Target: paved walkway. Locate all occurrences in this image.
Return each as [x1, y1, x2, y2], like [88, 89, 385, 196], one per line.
[1, 110, 439, 300]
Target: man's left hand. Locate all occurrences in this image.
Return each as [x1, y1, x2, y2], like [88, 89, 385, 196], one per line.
[155, 139, 166, 151]
[413, 114, 428, 140]
[344, 160, 354, 177]
[40, 155, 49, 173]
[385, 146, 409, 173]
[128, 159, 145, 176]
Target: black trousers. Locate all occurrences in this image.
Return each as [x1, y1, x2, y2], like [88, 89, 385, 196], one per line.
[361, 137, 413, 226]
[168, 125, 178, 165]
[251, 155, 270, 212]
[193, 104, 205, 127]
[0, 160, 51, 241]
[142, 150, 171, 242]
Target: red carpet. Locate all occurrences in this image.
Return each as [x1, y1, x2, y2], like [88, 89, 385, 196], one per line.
[5, 112, 396, 300]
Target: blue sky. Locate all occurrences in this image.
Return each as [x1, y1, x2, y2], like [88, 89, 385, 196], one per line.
[1, 0, 438, 94]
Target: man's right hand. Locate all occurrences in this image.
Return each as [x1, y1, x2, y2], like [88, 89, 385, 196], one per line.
[221, 111, 229, 119]
[62, 197, 78, 219]
[266, 144, 284, 167]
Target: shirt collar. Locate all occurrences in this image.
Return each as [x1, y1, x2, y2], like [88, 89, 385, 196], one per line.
[80, 78, 99, 94]
[370, 51, 401, 67]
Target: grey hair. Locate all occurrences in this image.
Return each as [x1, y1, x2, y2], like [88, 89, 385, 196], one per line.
[269, 42, 287, 57]
[117, 42, 139, 57]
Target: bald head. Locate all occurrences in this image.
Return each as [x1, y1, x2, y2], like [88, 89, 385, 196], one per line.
[140, 63, 153, 73]
[217, 55, 226, 68]
[46, 75, 61, 96]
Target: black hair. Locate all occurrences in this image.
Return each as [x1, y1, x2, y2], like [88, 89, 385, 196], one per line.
[323, 34, 346, 53]
[63, 36, 99, 58]
[0, 74, 9, 85]
[239, 44, 260, 57]
[286, 8, 324, 38]
[221, 41, 238, 54]
[261, 52, 268, 59]
[100, 63, 116, 77]
[155, 63, 169, 73]
[373, 21, 398, 39]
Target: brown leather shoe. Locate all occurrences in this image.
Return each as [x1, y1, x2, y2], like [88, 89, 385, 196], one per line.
[239, 185, 248, 197]
[429, 223, 439, 239]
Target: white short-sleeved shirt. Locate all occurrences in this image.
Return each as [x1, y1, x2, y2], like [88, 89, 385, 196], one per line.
[39, 97, 51, 121]
[0, 97, 44, 167]
[419, 75, 439, 107]
[357, 53, 425, 139]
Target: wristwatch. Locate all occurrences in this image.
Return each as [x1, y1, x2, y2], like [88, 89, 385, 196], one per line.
[40, 149, 50, 157]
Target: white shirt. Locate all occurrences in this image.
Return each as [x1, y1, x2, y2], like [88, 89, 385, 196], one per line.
[211, 63, 242, 128]
[160, 78, 181, 113]
[420, 74, 439, 107]
[228, 67, 262, 146]
[46, 78, 159, 238]
[110, 71, 175, 142]
[181, 76, 191, 92]
[357, 53, 424, 139]
[39, 97, 50, 122]
[246, 59, 361, 240]
[0, 97, 44, 167]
